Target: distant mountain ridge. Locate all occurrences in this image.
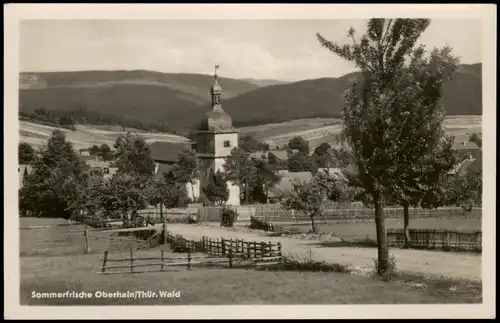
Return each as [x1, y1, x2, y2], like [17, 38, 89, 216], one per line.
[19, 63, 482, 131]
[241, 78, 288, 87]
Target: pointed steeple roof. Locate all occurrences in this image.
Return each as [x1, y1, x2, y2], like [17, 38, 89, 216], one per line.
[199, 65, 236, 133]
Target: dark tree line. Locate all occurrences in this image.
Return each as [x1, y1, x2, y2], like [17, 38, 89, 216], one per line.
[19, 108, 182, 135]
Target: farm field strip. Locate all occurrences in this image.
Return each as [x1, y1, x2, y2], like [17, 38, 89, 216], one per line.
[239, 116, 481, 142]
[19, 121, 190, 149]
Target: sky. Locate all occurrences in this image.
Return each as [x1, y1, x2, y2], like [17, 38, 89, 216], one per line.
[20, 19, 481, 82]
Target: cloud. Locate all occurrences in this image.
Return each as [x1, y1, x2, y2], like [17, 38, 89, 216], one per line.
[20, 19, 481, 81]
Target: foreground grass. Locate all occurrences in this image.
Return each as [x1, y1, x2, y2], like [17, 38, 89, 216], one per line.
[20, 251, 482, 305]
[19, 217, 482, 305]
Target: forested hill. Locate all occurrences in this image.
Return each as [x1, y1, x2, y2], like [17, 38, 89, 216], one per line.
[19, 64, 482, 131]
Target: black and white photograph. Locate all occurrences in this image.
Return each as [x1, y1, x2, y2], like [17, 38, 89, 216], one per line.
[4, 3, 496, 320]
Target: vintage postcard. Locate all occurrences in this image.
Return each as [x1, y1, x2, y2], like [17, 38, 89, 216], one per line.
[4, 3, 496, 320]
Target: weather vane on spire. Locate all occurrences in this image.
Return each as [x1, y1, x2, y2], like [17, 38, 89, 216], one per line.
[214, 64, 220, 78]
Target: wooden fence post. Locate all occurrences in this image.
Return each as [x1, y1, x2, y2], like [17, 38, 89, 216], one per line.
[277, 242, 282, 257]
[161, 249, 164, 272]
[253, 242, 257, 259]
[130, 248, 134, 273]
[229, 248, 233, 268]
[187, 250, 192, 270]
[246, 241, 251, 259]
[202, 236, 206, 253]
[221, 237, 226, 256]
[268, 241, 272, 256]
[84, 225, 90, 253]
[101, 250, 108, 273]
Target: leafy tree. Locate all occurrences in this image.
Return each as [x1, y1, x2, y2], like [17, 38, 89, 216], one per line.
[100, 143, 111, 154]
[146, 177, 189, 219]
[170, 148, 199, 202]
[19, 130, 89, 219]
[96, 173, 150, 222]
[204, 169, 229, 206]
[317, 18, 460, 274]
[281, 170, 341, 233]
[223, 147, 255, 204]
[468, 132, 482, 149]
[287, 151, 315, 173]
[312, 143, 335, 168]
[90, 145, 101, 156]
[239, 135, 270, 153]
[331, 147, 354, 168]
[250, 157, 282, 203]
[113, 133, 154, 176]
[19, 142, 35, 164]
[314, 142, 332, 156]
[446, 169, 482, 211]
[288, 136, 310, 154]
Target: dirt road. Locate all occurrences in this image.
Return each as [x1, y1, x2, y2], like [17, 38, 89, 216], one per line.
[166, 223, 481, 282]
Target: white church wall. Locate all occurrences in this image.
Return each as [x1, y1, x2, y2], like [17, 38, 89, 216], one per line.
[214, 132, 238, 157]
[226, 180, 241, 206]
[185, 178, 201, 202]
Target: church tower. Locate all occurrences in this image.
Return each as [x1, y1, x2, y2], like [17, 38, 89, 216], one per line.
[196, 65, 240, 206]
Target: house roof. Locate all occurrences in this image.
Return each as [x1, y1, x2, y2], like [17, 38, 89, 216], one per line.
[249, 150, 288, 161]
[268, 150, 288, 160]
[149, 141, 192, 163]
[448, 149, 482, 175]
[453, 141, 481, 150]
[153, 163, 174, 181]
[458, 154, 482, 176]
[316, 167, 347, 181]
[79, 155, 101, 162]
[268, 171, 314, 198]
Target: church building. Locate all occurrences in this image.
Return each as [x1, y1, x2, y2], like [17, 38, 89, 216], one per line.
[188, 65, 241, 206]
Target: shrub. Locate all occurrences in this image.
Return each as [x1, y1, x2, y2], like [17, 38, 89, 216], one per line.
[169, 234, 189, 253]
[220, 208, 238, 227]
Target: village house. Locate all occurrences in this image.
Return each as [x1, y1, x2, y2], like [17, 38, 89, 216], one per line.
[18, 164, 33, 189]
[78, 155, 118, 181]
[149, 140, 193, 180]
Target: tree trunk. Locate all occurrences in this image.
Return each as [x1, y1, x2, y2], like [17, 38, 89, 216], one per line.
[374, 195, 389, 276]
[310, 214, 317, 233]
[160, 202, 164, 222]
[403, 202, 411, 248]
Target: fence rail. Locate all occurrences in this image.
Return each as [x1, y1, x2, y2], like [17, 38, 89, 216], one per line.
[99, 234, 284, 274]
[81, 204, 480, 228]
[387, 228, 482, 252]
[166, 233, 282, 260]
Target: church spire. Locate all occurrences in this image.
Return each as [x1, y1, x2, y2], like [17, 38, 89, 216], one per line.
[211, 64, 222, 109]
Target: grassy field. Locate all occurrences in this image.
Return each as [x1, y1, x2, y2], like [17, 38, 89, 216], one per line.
[277, 216, 481, 239]
[19, 121, 190, 151]
[238, 118, 342, 139]
[282, 215, 482, 241]
[19, 217, 481, 305]
[239, 115, 481, 147]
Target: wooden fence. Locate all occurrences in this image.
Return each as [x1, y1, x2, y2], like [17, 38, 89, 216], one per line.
[387, 228, 482, 252]
[166, 233, 283, 261]
[99, 235, 284, 274]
